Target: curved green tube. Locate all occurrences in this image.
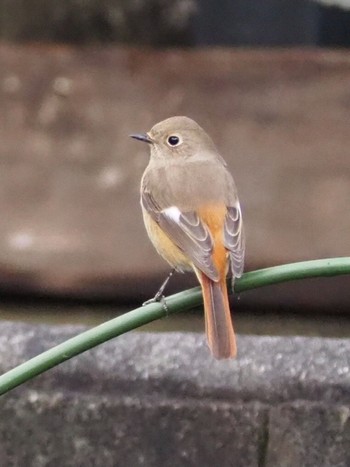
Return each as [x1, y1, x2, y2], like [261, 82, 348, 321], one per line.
[0, 257, 349, 395]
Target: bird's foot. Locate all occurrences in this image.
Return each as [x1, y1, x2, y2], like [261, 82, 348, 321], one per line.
[142, 294, 170, 316]
[142, 269, 175, 315]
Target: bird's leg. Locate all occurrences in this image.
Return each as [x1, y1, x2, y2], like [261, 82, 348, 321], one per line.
[142, 269, 175, 314]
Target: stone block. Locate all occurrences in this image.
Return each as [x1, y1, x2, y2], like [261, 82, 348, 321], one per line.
[0, 322, 349, 466]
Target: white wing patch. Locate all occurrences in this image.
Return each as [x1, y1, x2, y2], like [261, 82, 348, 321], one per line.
[141, 191, 218, 280]
[163, 206, 182, 224]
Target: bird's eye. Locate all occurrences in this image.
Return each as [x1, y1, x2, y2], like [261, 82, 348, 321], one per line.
[167, 135, 182, 147]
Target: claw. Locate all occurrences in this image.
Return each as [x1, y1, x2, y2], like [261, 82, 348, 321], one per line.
[142, 268, 175, 314]
[142, 295, 170, 316]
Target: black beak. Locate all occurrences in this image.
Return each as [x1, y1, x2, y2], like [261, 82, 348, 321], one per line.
[129, 133, 153, 144]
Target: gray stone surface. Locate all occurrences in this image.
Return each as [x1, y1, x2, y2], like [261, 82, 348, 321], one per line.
[0, 45, 349, 303]
[0, 322, 349, 466]
[0, 395, 266, 467]
[267, 403, 350, 467]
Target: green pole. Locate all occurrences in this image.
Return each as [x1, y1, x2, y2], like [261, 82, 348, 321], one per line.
[0, 257, 349, 395]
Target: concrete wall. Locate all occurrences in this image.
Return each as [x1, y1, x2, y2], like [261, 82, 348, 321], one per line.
[0, 322, 349, 466]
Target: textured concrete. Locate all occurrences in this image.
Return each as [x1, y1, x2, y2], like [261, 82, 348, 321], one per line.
[0, 45, 349, 303]
[267, 403, 350, 467]
[0, 322, 349, 466]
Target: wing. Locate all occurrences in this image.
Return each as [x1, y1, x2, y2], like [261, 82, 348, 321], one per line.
[224, 203, 245, 278]
[141, 190, 219, 281]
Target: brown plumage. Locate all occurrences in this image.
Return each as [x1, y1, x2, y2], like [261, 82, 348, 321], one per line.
[131, 116, 245, 359]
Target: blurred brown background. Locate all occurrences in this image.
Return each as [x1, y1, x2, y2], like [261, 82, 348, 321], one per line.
[1, 5, 350, 466]
[0, 0, 349, 331]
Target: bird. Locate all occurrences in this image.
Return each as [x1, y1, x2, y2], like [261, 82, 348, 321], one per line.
[130, 116, 245, 359]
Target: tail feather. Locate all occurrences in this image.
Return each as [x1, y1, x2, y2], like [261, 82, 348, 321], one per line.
[200, 273, 236, 359]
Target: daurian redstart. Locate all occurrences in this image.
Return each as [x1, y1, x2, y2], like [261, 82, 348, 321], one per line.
[131, 116, 245, 359]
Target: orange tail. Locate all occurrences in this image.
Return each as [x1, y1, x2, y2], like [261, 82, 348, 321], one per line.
[200, 273, 237, 359]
